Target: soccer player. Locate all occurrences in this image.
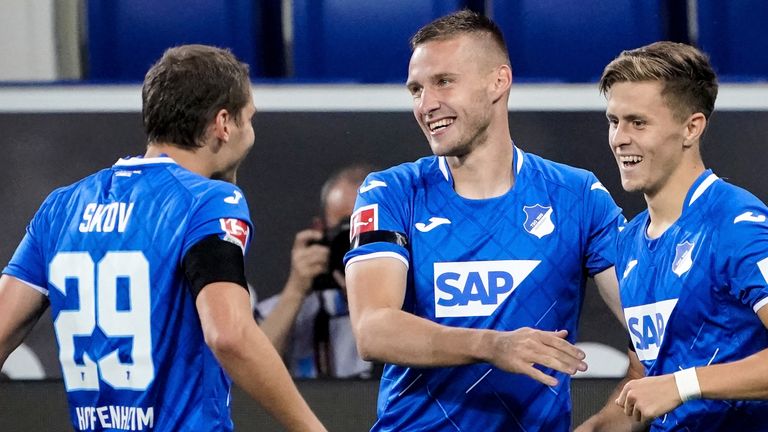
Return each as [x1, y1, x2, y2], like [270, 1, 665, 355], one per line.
[0, 45, 326, 431]
[343, 11, 625, 431]
[578, 42, 768, 431]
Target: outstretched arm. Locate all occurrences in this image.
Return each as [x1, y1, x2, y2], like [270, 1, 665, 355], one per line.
[615, 306, 768, 423]
[197, 282, 326, 432]
[0, 275, 48, 366]
[346, 257, 587, 386]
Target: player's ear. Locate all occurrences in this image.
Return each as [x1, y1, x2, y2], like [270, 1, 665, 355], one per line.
[212, 108, 231, 142]
[682, 112, 706, 148]
[490, 64, 512, 103]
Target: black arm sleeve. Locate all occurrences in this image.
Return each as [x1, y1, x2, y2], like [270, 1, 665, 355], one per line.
[182, 235, 248, 299]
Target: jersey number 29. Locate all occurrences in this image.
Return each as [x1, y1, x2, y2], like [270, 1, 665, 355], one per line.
[50, 251, 154, 391]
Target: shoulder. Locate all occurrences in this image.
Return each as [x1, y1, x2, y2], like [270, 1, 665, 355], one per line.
[708, 179, 768, 235]
[365, 156, 437, 188]
[620, 211, 649, 236]
[358, 155, 441, 201]
[34, 168, 113, 217]
[522, 151, 603, 194]
[167, 169, 250, 214]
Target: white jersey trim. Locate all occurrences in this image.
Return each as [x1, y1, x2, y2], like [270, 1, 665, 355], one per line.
[688, 173, 719, 206]
[753, 296, 768, 313]
[345, 252, 409, 270]
[515, 145, 524, 175]
[14, 277, 49, 296]
[114, 156, 177, 167]
[438, 157, 450, 182]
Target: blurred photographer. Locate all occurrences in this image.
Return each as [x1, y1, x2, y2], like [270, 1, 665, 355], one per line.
[257, 164, 374, 378]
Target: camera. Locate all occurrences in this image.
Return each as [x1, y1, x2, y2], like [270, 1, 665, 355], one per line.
[310, 219, 351, 291]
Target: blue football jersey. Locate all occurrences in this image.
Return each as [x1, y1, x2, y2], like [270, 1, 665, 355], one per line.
[618, 170, 768, 431]
[344, 146, 623, 432]
[3, 156, 253, 431]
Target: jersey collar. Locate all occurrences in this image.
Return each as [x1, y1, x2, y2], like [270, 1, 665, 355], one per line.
[684, 169, 718, 208]
[436, 142, 523, 184]
[113, 155, 177, 167]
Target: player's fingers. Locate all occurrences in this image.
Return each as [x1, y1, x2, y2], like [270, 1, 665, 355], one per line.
[616, 383, 629, 408]
[520, 364, 559, 387]
[526, 344, 586, 375]
[540, 333, 587, 364]
[539, 333, 586, 364]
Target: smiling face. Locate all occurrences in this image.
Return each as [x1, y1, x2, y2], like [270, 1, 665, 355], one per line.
[606, 81, 698, 198]
[406, 35, 501, 157]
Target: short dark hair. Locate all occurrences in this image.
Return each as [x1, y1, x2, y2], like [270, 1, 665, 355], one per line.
[599, 41, 718, 121]
[142, 44, 251, 149]
[410, 10, 509, 65]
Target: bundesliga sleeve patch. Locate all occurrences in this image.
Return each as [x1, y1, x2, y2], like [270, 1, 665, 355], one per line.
[219, 218, 249, 254]
[350, 204, 378, 241]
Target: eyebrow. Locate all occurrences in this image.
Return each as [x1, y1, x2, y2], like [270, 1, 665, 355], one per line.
[606, 112, 645, 121]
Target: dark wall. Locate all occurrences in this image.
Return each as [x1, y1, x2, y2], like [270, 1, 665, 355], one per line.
[1, 110, 766, 377]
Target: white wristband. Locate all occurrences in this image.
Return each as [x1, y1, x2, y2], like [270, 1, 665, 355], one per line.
[673, 367, 701, 402]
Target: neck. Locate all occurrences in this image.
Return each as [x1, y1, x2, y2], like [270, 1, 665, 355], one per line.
[645, 162, 706, 239]
[448, 135, 514, 199]
[145, 143, 215, 179]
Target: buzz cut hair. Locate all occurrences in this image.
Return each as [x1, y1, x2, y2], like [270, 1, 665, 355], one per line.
[410, 9, 510, 66]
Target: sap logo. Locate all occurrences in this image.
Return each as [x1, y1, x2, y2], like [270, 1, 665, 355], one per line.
[79, 202, 134, 233]
[623, 299, 677, 361]
[434, 260, 539, 318]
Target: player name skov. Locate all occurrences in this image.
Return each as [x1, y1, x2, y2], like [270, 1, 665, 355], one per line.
[78, 202, 134, 233]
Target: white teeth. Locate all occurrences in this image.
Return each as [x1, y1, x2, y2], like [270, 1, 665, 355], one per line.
[428, 118, 454, 131]
[620, 155, 643, 164]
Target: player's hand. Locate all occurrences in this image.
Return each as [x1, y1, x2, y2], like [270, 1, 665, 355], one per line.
[616, 374, 681, 423]
[490, 328, 586, 386]
[287, 229, 330, 291]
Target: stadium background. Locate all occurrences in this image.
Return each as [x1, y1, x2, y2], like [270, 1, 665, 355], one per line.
[0, 1, 766, 430]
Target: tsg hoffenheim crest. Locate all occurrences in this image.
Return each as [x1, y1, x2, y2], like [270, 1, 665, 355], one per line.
[523, 204, 555, 239]
[672, 241, 695, 276]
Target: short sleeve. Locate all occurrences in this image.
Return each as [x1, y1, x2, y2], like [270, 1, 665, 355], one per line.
[182, 183, 253, 258]
[344, 170, 412, 268]
[3, 193, 58, 293]
[582, 174, 625, 276]
[719, 206, 768, 312]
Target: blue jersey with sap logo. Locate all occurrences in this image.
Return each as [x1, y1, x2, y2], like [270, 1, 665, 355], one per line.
[618, 170, 768, 431]
[3, 156, 252, 432]
[344, 146, 623, 432]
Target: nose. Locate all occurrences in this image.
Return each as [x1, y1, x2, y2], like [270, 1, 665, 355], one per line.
[416, 87, 440, 117]
[610, 121, 631, 149]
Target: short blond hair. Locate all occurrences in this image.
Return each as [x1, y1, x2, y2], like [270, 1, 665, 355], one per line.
[599, 41, 718, 121]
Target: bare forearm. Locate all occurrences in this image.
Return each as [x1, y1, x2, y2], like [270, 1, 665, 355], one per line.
[259, 278, 308, 355]
[698, 349, 768, 399]
[215, 324, 325, 432]
[0, 276, 47, 367]
[355, 307, 495, 367]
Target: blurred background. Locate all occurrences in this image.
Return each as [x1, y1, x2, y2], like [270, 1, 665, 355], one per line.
[0, 0, 766, 430]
